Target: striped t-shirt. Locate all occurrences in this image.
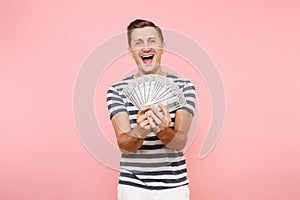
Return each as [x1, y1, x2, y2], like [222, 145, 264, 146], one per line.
[106, 74, 196, 190]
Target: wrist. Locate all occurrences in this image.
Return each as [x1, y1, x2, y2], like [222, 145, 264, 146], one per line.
[118, 132, 144, 153]
[128, 125, 149, 138]
[156, 127, 177, 145]
[127, 130, 146, 138]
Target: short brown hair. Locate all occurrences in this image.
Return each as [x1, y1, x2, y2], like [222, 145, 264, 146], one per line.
[127, 19, 164, 46]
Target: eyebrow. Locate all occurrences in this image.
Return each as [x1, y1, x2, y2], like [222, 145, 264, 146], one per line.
[133, 37, 158, 42]
[133, 39, 143, 42]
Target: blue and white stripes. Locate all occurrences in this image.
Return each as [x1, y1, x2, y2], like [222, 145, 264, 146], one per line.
[106, 74, 196, 190]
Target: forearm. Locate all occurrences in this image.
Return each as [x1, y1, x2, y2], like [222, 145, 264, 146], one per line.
[112, 108, 152, 153]
[117, 126, 146, 153]
[156, 127, 187, 151]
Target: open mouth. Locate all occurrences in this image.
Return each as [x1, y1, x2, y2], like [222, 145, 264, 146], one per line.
[141, 54, 154, 64]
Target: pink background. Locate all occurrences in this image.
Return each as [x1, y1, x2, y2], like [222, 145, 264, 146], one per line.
[1, 0, 300, 199]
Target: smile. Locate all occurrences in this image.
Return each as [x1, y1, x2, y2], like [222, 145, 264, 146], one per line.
[141, 54, 154, 64]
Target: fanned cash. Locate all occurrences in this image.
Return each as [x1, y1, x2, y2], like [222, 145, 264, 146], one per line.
[123, 74, 186, 112]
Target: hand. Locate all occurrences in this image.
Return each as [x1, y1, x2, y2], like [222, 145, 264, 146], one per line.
[148, 103, 171, 135]
[131, 105, 152, 138]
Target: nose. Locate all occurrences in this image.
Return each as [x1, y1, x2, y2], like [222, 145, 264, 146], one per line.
[141, 43, 151, 52]
[140, 40, 156, 50]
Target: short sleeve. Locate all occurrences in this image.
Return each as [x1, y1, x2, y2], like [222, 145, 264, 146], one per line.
[180, 80, 196, 116]
[106, 86, 127, 119]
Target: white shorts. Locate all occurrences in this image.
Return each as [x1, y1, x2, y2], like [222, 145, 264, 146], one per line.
[117, 184, 190, 200]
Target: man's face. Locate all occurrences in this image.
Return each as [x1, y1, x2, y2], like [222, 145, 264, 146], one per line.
[129, 27, 164, 75]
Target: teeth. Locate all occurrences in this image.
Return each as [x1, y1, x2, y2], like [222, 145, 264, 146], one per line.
[141, 55, 154, 59]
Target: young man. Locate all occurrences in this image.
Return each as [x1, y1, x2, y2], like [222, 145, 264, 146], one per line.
[106, 19, 196, 200]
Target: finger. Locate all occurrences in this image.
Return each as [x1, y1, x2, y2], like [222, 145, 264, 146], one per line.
[139, 119, 149, 128]
[145, 109, 153, 116]
[136, 114, 147, 124]
[137, 105, 152, 116]
[151, 109, 170, 128]
[148, 116, 155, 127]
[148, 116, 157, 128]
[136, 109, 151, 124]
[151, 106, 164, 120]
[148, 117, 161, 133]
[158, 103, 171, 125]
[144, 124, 151, 131]
[158, 103, 170, 117]
[149, 110, 162, 126]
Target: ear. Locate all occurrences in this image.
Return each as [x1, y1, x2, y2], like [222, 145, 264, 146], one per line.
[128, 47, 134, 58]
[161, 42, 166, 54]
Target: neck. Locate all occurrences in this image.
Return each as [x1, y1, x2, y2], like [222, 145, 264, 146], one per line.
[134, 67, 167, 78]
[134, 71, 167, 78]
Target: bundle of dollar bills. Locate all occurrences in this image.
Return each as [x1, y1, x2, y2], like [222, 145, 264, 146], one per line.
[123, 74, 186, 112]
